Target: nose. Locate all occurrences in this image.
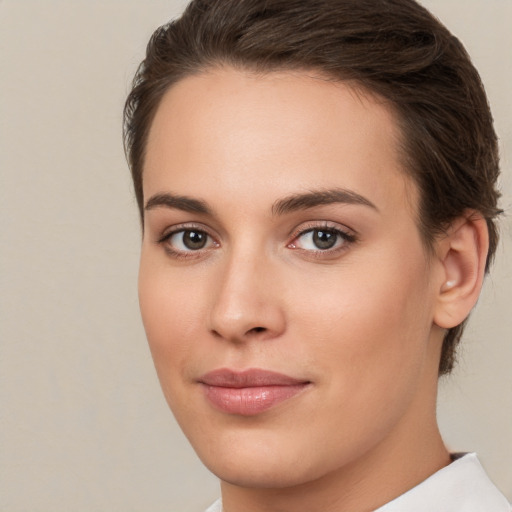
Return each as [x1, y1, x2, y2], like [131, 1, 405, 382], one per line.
[207, 251, 286, 343]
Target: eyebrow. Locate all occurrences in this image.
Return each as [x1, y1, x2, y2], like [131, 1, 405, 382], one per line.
[144, 187, 377, 217]
[144, 192, 211, 215]
[272, 188, 378, 216]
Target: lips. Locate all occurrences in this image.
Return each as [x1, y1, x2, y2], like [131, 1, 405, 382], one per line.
[198, 368, 310, 416]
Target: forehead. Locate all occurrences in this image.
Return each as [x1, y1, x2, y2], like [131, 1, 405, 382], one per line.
[144, 67, 417, 217]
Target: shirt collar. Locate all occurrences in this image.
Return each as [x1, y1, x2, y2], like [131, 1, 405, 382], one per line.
[375, 453, 510, 512]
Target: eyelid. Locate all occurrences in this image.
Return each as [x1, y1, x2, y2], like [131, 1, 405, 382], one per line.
[157, 222, 217, 243]
[155, 220, 357, 259]
[288, 221, 356, 241]
[157, 222, 220, 259]
[287, 221, 357, 253]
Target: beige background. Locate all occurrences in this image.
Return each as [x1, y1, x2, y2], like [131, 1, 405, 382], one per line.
[0, 1, 510, 510]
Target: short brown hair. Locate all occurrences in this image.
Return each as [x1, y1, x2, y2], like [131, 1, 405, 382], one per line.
[123, 0, 501, 374]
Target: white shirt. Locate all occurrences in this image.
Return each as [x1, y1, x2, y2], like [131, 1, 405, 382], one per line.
[204, 453, 511, 512]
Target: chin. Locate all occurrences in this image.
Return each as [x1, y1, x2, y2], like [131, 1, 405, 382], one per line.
[188, 425, 345, 490]
[204, 453, 319, 489]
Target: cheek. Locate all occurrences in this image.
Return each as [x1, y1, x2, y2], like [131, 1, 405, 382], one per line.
[286, 243, 434, 390]
[274, 252, 434, 462]
[138, 255, 206, 391]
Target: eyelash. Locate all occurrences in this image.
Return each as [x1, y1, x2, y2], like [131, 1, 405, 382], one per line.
[157, 222, 357, 260]
[287, 222, 357, 257]
[157, 223, 218, 260]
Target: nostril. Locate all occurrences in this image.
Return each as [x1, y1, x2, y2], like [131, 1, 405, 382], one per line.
[248, 326, 266, 334]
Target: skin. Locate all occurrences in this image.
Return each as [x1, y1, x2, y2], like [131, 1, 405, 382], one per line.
[138, 68, 486, 512]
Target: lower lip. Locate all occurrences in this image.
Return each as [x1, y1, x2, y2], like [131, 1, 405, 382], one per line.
[202, 384, 308, 416]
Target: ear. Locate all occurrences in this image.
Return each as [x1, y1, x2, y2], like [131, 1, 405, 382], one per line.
[433, 212, 489, 329]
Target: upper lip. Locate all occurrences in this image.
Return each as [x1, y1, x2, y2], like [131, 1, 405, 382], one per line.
[198, 368, 310, 388]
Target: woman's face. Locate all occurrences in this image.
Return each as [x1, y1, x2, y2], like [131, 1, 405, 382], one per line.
[139, 68, 444, 489]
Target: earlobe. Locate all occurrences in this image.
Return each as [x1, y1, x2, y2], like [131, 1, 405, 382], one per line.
[433, 212, 489, 329]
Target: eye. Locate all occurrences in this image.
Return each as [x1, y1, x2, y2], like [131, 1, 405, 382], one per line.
[289, 226, 356, 253]
[163, 228, 217, 253]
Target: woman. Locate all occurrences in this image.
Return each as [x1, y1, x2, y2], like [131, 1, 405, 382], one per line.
[123, 0, 510, 510]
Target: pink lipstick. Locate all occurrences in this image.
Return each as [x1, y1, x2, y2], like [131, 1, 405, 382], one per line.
[198, 368, 310, 416]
